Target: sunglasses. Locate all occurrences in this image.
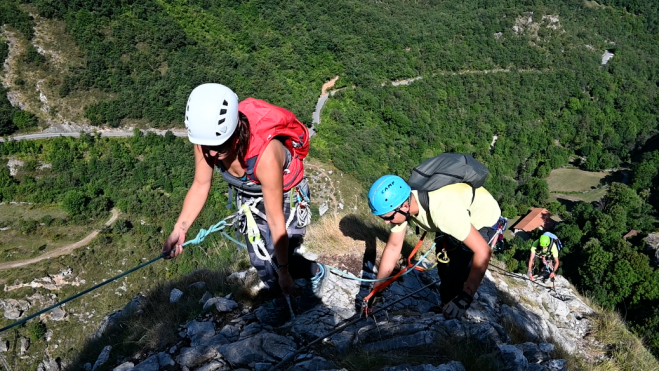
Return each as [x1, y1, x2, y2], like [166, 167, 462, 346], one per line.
[203, 142, 233, 158]
[379, 207, 405, 221]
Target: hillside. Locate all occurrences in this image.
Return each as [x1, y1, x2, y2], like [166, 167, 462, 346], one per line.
[2, 0, 659, 370]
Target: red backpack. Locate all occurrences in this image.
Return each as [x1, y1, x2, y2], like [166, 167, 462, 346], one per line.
[236, 98, 309, 191]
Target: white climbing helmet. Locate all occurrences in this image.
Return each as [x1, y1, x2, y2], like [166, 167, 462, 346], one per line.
[185, 83, 239, 146]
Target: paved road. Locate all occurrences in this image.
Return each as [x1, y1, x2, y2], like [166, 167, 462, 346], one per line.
[0, 130, 188, 142]
[0, 208, 120, 270]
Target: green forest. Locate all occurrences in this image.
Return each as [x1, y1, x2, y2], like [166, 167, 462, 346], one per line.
[1, 0, 659, 365]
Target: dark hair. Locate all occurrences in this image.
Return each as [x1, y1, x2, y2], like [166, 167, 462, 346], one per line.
[235, 112, 250, 163]
[201, 112, 250, 163]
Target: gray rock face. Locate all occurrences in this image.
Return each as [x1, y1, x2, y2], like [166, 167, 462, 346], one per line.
[185, 320, 216, 347]
[203, 297, 238, 313]
[219, 332, 297, 367]
[39, 355, 61, 371]
[289, 356, 337, 371]
[132, 352, 174, 371]
[0, 299, 30, 319]
[19, 337, 29, 355]
[498, 344, 528, 370]
[176, 345, 219, 369]
[112, 362, 134, 371]
[106, 264, 591, 371]
[382, 361, 466, 371]
[92, 345, 112, 371]
[196, 360, 227, 371]
[362, 331, 436, 352]
[49, 306, 67, 321]
[0, 339, 8, 352]
[94, 296, 147, 338]
[170, 288, 184, 303]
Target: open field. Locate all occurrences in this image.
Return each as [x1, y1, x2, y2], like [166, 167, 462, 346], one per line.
[546, 168, 623, 204]
[546, 168, 608, 193]
[0, 203, 66, 222]
[0, 205, 110, 263]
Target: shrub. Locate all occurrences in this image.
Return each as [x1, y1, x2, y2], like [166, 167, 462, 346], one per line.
[27, 321, 47, 341]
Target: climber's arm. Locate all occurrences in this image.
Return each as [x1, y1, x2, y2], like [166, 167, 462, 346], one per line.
[374, 228, 406, 290]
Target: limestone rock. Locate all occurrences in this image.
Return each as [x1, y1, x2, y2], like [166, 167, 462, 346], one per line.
[185, 320, 216, 347]
[382, 361, 466, 371]
[170, 288, 184, 303]
[195, 360, 227, 371]
[49, 306, 67, 321]
[203, 297, 238, 313]
[92, 345, 112, 371]
[133, 352, 175, 371]
[176, 345, 220, 369]
[498, 344, 528, 370]
[94, 295, 146, 338]
[0, 299, 30, 319]
[112, 362, 134, 371]
[289, 356, 337, 371]
[19, 337, 29, 355]
[219, 332, 297, 367]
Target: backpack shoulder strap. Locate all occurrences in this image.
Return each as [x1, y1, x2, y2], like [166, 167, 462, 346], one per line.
[417, 190, 433, 227]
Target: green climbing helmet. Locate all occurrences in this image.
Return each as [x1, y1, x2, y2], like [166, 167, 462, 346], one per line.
[539, 234, 551, 247]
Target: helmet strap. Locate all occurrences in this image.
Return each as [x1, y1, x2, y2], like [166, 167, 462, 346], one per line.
[400, 195, 412, 222]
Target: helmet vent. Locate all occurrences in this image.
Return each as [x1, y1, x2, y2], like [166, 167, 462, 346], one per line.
[222, 100, 228, 106]
[220, 109, 227, 115]
[218, 118, 226, 125]
[186, 105, 189, 111]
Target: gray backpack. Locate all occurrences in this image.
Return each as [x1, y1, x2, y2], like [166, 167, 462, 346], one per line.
[408, 153, 489, 226]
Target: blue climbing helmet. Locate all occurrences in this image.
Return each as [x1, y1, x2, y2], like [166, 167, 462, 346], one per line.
[368, 175, 411, 215]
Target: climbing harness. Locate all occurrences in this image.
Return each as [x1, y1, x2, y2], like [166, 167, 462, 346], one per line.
[269, 279, 440, 371]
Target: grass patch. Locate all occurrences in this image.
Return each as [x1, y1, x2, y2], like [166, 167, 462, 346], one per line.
[0, 204, 66, 222]
[588, 310, 659, 371]
[0, 208, 110, 262]
[546, 168, 607, 193]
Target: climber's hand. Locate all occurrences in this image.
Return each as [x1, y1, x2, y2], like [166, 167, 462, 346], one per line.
[278, 268, 294, 296]
[163, 229, 186, 259]
[527, 271, 534, 281]
[549, 272, 556, 280]
[443, 291, 473, 320]
[363, 282, 384, 315]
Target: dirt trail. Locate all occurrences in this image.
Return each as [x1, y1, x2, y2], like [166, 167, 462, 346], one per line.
[321, 76, 339, 95]
[0, 208, 120, 270]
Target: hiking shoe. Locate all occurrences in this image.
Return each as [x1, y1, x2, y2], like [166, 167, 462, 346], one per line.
[297, 263, 327, 312]
[255, 299, 291, 327]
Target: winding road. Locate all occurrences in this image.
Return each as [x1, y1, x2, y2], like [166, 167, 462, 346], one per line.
[0, 208, 120, 270]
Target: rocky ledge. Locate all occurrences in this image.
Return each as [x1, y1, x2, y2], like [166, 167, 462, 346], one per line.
[72, 262, 595, 371]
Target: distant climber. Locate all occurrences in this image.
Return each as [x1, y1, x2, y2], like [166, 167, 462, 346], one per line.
[162, 83, 326, 327]
[367, 169, 502, 320]
[527, 232, 562, 281]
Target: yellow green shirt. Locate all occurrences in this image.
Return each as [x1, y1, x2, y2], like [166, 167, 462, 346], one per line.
[390, 183, 501, 241]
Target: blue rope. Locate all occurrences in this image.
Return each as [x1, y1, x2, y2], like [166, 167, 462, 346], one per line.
[182, 220, 231, 247]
